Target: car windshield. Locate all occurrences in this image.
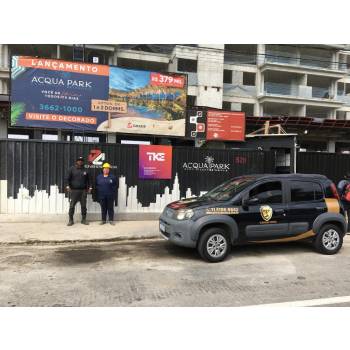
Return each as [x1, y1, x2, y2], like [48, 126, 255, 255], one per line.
[202, 176, 256, 201]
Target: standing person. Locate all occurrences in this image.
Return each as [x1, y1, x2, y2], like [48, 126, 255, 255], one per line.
[65, 156, 92, 226]
[96, 162, 117, 225]
[337, 172, 350, 232]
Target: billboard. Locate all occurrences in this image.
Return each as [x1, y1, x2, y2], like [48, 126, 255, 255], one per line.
[10, 56, 187, 136]
[206, 110, 245, 141]
[104, 67, 186, 136]
[139, 145, 172, 179]
[11, 56, 110, 131]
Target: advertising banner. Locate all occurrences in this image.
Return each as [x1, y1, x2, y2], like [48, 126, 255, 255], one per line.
[139, 145, 172, 179]
[11, 56, 110, 131]
[10, 56, 187, 136]
[206, 110, 245, 141]
[104, 67, 186, 136]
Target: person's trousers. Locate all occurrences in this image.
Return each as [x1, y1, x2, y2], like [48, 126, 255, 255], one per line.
[69, 189, 87, 220]
[342, 201, 350, 232]
[100, 197, 115, 222]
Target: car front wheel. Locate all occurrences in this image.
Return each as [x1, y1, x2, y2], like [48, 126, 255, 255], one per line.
[197, 227, 231, 262]
[313, 224, 343, 255]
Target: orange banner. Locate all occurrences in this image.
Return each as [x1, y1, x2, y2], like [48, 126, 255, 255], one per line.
[25, 113, 97, 125]
[206, 111, 245, 141]
[18, 56, 109, 76]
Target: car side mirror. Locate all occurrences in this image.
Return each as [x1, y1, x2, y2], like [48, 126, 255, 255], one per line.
[242, 197, 259, 209]
[248, 197, 259, 206]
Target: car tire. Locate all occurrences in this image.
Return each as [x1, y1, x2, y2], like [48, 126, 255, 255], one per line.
[313, 224, 343, 255]
[197, 227, 231, 262]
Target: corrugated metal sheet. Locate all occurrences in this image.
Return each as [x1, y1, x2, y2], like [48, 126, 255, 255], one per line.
[0, 140, 276, 214]
[297, 152, 350, 184]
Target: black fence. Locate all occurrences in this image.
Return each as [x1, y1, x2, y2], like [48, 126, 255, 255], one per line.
[297, 152, 350, 184]
[0, 139, 276, 208]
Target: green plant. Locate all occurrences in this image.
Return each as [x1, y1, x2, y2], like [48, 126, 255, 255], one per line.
[11, 103, 25, 125]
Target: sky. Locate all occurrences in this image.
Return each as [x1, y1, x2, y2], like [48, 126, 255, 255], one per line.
[109, 67, 150, 92]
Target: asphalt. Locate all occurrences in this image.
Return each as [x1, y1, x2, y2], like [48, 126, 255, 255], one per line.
[0, 220, 160, 245]
[1, 237, 350, 306]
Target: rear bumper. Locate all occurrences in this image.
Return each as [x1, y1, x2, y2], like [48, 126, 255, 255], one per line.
[159, 213, 196, 248]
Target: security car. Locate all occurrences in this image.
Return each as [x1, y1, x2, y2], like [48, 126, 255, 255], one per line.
[159, 174, 346, 262]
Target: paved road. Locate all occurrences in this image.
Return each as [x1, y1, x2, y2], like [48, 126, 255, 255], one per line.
[1, 237, 350, 306]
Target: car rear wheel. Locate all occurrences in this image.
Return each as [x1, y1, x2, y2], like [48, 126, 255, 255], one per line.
[313, 224, 343, 255]
[197, 227, 231, 262]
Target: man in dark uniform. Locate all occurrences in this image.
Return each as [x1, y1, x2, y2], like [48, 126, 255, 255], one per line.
[96, 162, 117, 225]
[65, 156, 92, 226]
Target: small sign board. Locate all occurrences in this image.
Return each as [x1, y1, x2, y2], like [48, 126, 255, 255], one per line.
[206, 110, 245, 141]
[91, 99, 127, 113]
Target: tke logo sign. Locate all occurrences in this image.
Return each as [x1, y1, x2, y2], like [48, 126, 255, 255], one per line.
[139, 145, 172, 179]
[146, 152, 165, 162]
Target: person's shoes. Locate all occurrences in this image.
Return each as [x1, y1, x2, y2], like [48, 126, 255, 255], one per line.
[67, 220, 74, 226]
[81, 219, 89, 225]
[100, 221, 106, 225]
[109, 221, 115, 226]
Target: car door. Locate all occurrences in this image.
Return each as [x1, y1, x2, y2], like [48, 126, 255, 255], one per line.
[285, 180, 326, 236]
[236, 179, 290, 241]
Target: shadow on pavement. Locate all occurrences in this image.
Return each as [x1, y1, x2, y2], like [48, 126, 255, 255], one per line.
[55, 248, 115, 265]
[152, 240, 319, 262]
[232, 241, 314, 257]
[162, 243, 201, 262]
[50, 239, 328, 266]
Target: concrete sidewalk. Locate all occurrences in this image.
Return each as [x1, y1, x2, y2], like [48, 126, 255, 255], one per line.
[0, 220, 160, 245]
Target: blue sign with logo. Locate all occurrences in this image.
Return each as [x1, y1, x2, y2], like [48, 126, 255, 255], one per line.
[11, 56, 109, 131]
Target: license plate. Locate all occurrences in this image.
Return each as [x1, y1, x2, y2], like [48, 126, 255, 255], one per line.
[159, 223, 166, 232]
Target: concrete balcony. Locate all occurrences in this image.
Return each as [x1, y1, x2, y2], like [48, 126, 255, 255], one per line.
[223, 84, 257, 98]
[260, 54, 347, 78]
[260, 82, 343, 107]
[336, 94, 350, 106]
[224, 52, 257, 65]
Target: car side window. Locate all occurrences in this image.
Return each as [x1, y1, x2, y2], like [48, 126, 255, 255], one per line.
[249, 181, 282, 204]
[290, 181, 324, 202]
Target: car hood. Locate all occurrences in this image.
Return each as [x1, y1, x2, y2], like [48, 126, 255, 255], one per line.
[167, 197, 218, 210]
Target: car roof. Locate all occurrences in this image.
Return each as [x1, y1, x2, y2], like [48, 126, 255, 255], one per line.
[239, 173, 329, 181]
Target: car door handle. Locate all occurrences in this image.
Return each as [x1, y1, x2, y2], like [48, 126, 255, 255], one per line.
[316, 207, 324, 211]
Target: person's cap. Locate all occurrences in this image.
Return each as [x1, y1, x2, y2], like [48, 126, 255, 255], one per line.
[102, 162, 111, 169]
[76, 156, 84, 162]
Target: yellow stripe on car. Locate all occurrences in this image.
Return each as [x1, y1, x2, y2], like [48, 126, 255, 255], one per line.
[250, 230, 316, 244]
[325, 198, 340, 213]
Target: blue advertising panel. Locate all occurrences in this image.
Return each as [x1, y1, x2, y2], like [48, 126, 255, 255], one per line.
[11, 56, 110, 131]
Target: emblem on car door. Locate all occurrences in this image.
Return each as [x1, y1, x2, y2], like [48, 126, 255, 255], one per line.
[260, 205, 273, 222]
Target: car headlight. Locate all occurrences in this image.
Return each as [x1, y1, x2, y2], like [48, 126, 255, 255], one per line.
[176, 209, 194, 220]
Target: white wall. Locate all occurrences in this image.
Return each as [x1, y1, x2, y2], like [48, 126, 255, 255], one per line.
[196, 48, 224, 108]
[0, 175, 204, 215]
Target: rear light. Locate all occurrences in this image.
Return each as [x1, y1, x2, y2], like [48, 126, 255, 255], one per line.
[330, 183, 340, 200]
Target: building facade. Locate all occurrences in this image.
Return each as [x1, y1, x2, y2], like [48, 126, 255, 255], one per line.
[1, 44, 350, 151]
